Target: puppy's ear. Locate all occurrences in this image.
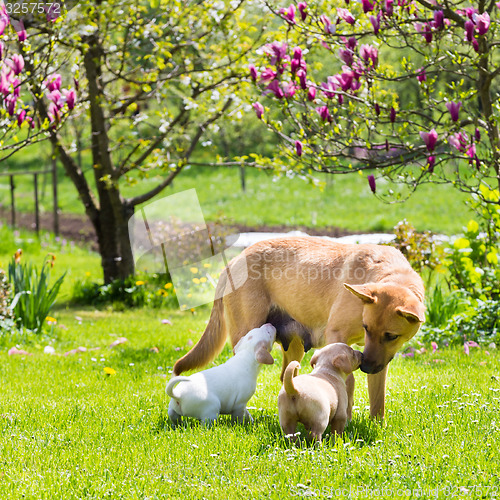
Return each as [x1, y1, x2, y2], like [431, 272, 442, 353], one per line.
[344, 283, 377, 304]
[332, 354, 354, 374]
[255, 343, 274, 365]
[310, 349, 321, 368]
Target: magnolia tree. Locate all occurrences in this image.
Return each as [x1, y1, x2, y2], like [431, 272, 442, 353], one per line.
[251, 0, 500, 210]
[0, 4, 76, 160]
[1, 0, 264, 283]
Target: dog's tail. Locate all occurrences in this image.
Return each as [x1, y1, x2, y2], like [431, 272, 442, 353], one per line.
[283, 361, 300, 396]
[166, 376, 191, 399]
[173, 284, 227, 376]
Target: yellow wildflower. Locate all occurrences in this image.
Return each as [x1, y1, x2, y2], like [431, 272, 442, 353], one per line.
[164, 283, 173, 289]
[104, 367, 116, 376]
[46, 316, 57, 324]
[192, 278, 200, 284]
[203, 263, 211, 268]
[135, 280, 145, 286]
[190, 267, 198, 274]
[200, 277, 207, 283]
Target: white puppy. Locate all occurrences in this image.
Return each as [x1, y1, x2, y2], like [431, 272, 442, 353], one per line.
[167, 323, 276, 426]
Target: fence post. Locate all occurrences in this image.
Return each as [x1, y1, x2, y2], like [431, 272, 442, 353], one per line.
[34, 173, 40, 235]
[9, 174, 15, 228]
[52, 154, 59, 236]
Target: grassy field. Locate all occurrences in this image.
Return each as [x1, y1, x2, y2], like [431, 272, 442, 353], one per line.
[1, 145, 474, 234]
[1, 307, 499, 499]
[1, 229, 499, 498]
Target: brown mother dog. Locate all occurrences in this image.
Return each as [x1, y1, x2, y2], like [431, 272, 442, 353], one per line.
[173, 237, 425, 419]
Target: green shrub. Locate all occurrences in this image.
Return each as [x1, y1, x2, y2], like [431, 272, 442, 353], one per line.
[420, 299, 500, 346]
[8, 251, 65, 333]
[71, 274, 177, 309]
[424, 284, 467, 329]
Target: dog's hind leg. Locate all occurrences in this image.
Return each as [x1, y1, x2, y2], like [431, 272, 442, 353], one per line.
[280, 336, 305, 381]
[231, 407, 253, 424]
[167, 404, 181, 428]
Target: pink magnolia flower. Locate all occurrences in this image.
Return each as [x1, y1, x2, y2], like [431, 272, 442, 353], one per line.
[472, 38, 479, 52]
[45, 74, 62, 92]
[420, 129, 438, 152]
[17, 109, 26, 126]
[464, 20, 475, 41]
[63, 88, 76, 110]
[449, 131, 468, 152]
[16, 21, 27, 42]
[266, 80, 284, 98]
[5, 95, 17, 116]
[0, 41, 4, 61]
[260, 67, 277, 83]
[307, 86, 316, 101]
[293, 47, 302, 61]
[253, 102, 264, 119]
[321, 76, 339, 98]
[339, 48, 354, 66]
[295, 140, 303, 156]
[361, 0, 375, 13]
[374, 103, 380, 115]
[316, 105, 332, 122]
[48, 101, 60, 123]
[48, 89, 64, 108]
[433, 10, 444, 30]
[390, 107, 397, 123]
[466, 143, 476, 159]
[338, 8, 355, 25]
[297, 69, 307, 90]
[417, 67, 426, 82]
[385, 0, 394, 16]
[0, 14, 9, 36]
[367, 174, 376, 193]
[320, 15, 335, 34]
[279, 4, 296, 24]
[360, 44, 378, 68]
[297, 2, 307, 20]
[474, 12, 490, 35]
[346, 36, 358, 51]
[475, 128, 481, 141]
[0, 71, 11, 96]
[446, 101, 461, 122]
[12, 77, 20, 97]
[291, 57, 306, 75]
[370, 13, 381, 34]
[7, 54, 24, 75]
[283, 81, 297, 98]
[427, 155, 436, 173]
[249, 64, 258, 81]
[264, 42, 288, 66]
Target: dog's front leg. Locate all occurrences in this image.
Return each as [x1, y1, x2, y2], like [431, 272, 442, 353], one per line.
[367, 365, 388, 420]
[346, 373, 355, 421]
[280, 336, 305, 381]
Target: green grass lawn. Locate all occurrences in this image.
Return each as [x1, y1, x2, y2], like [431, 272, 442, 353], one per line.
[1, 305, 499, 499]
[1, 147, 474, 234]
[0, 208, 497, 498]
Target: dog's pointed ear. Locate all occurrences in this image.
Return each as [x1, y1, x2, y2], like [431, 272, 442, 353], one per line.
[397, 305, 425, 323]
[255, 343, 274, 365]
[310, 349, 321, 368]
[344, 283, 377, 304]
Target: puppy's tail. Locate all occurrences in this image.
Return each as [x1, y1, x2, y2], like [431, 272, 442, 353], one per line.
[173, 274, 228, 376]
[166, 376, 191, 399]
[283, 361, 300, 396]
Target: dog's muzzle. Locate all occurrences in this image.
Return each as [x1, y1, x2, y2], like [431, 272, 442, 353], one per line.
[360, 360, 385, 374]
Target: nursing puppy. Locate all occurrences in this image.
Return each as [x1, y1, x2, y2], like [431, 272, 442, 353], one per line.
[167, 323, 275, 427]
[278, 343, 363, 442]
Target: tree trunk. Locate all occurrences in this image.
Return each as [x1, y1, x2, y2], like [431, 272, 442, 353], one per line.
[93, 201, 135, 283]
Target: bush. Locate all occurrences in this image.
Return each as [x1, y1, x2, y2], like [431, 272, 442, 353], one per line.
[71, 274, 177, 309]
[420, 299, 500, 347]
[8, 251, 65, 333]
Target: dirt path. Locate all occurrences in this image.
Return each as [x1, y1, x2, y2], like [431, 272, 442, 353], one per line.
[0, 208, 360, 251]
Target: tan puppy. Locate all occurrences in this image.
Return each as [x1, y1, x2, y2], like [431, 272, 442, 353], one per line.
[173, 237, 425, 419]
[278, 343, 363, 441]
